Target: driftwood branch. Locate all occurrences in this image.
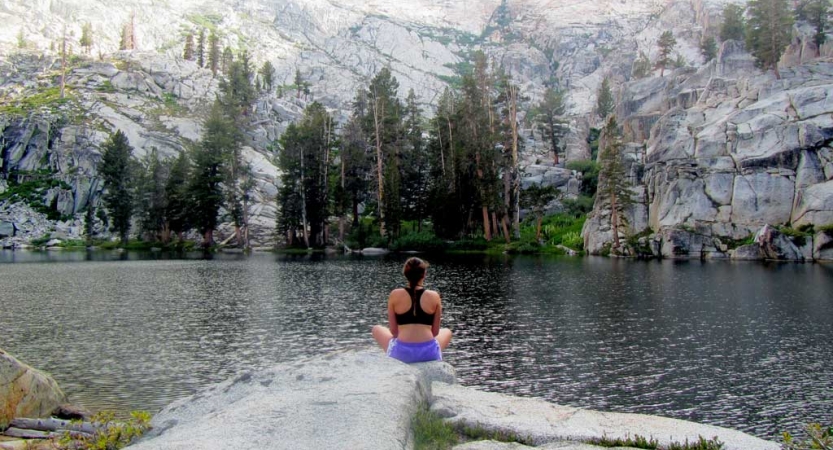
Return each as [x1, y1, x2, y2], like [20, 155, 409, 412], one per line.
[9, 417, 100, 435]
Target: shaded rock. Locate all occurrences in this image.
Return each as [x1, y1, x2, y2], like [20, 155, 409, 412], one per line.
[814, 231, 833, 261]
[0, 222, 14, 238]
[51, 404, 92, 421]
[755, 224, 805, 261]
[0, 349, 67, 430]
[731, 244, 762, 260]
[431, 383, 778, 450]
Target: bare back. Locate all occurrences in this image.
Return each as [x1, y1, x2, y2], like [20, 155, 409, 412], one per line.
[388, 288, 442, 343]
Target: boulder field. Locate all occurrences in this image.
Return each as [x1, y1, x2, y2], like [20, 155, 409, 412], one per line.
[126, 349, 778, 450]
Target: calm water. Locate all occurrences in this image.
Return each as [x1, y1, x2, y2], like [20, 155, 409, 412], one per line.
[1, 251, 832, 441]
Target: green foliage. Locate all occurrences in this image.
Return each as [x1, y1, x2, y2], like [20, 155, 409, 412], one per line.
[0, 86, 71, 116]
[448, 236, 491, 251]
[412, 407, 459, 450]
[720, 234, 755, 250]
[701, 36, 718, 62]
[798, 0, 831, 51]
[31, 234, 52, 247]
[721, 4, 746, 42]
[746, 0, 794, 74]
[656, 31, 678, 76]
[596, 77, 615, 119]
[626, 228, 654, 256]
[540, 214, 586, 249]
[598, 116, 635, 249]
[57, 410, 151, 450]
[778, 225, 812, 247]
[562, 195, 595, 217]
[590, 434, 723, 450]
[632, 51, 652, 79]
[459, 421, 533, 445]
[505, 239, 542, 254]
[566, 160, 600, 198]
[782, 423, 833, 449]
[100, 130, 135, 243]
[591, 434, 659, 449]
[80, 22, 93, 51]
[389, 231, 446, 253]
[535, 87, 569, 163]
[0, 170, 73, 221]
[97, 80, 116, 93]
[187, 13, 223, 32]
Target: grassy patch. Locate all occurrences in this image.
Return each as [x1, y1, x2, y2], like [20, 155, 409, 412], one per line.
[459, 422, 534, 445]
[590, 434, 724, 450]
[389, 230, 446, 253]
[186, 13, 223, 31]
[0, 86, 72, 116]
[778, 225, 812, 247]
[57, 410, 151, 450]
[412, 408, 459, 450]
[721, 234, 755, 250]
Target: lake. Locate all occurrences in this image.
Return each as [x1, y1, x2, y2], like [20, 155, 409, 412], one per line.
[1, 251, 831, 441]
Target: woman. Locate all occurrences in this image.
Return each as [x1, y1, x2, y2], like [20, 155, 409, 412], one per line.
[372, 257, 452, 363]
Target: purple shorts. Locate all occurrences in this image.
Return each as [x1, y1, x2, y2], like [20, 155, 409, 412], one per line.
[387, 338, 442, 363]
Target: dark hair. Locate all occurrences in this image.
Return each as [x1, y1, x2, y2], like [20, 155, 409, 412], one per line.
[403, 257, 429, 289]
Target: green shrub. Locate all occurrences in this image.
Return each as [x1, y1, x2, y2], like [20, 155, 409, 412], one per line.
[561, 231, 584, 250]
[566, 160, 600, 198]
[562, 195, 595, 217]
[449, 236, 490, 251]
[778, 226, 812, 247]
[782, 423, 833, 450]
[591, 434, 658, 449]
[506, 239, 540, 254]
[58, 410, 151, 450]
[31, 234, 52, 246]
[389, 231, 446, 253]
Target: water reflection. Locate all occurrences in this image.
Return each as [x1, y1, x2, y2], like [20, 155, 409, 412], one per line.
[1, 253, 831, 440]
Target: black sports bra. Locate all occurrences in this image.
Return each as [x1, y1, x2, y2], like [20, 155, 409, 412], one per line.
[394, 287, 435, 326]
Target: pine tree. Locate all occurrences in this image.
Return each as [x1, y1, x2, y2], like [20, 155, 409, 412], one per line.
[720, 4, 746, 42]
[100, 130, 135, 244]
[120, 13, 136, 50]
[294, 68, 304, 99]
[260, 61, 275, 93]
[80, 23, 93, 54]
[700, 35, 718, 62]
[208, 31, 220, 75]
[537, 87, 569, 164]
[189, 101, 235, 247]
[183, 33, 195, 61]
[16, 28, 26, 49]
[197, 29, 206, 68]
[136, 148, 169, 242]
[84, 202, 96, 245]
[401, 88, 428, 231]
[221, 46, 234, 76]
[276, 103, 334, 247]
[656, 31, 677, 77]
[521, 183, 558, 241]
[596, 77, 615, 120]
[597, 116, 634, 250]
[165, 151, 191, 242]
[219, 50, 256, 117]
[746, 0, 794, 78]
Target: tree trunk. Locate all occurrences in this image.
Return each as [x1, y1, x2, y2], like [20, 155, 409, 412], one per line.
[203, 229, 213, 248]
[501, 215, 511, 243]
[373, 91, 386, 237]
[509, 84, 521, 239]
[491, 211, 499, 238]
[611, 192, 620, 249]
[536, 214, 543, 241]
[482, 206, 491, 241]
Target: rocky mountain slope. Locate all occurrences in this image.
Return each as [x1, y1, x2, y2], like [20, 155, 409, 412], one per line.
[2, 0, 831, 257]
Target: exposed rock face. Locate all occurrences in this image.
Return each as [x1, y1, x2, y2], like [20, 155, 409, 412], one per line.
[0, 349, 67, 430]
[126, 349, 777, 450]
[582, 37, 833, 259]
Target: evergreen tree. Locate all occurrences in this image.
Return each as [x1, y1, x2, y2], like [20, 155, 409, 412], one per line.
[208, 31, 220, 75]
[135, 148, 169, 242]
[521, 183, 558, 241]
[700, 35, 718, 62]
[632, 51, 652, 79]
[80, 23, 93, 54]
[189, 101, 235, 247]
[597, 116, 634, 250]
[720, 4, 746, 42]
[183, 33, 195, 61]
[16, 28, 26, 49]
[596, 77, 615, 120]
[276, 103, 335, 247]
[294, 68, 305, 99]
[165, 151, 191, 242]
[260, 61, 275, 93]
[746, 0, 794, 78]
[366, 67, 404, 238]
[219, 50, 256, 117]
[197, 29, 206, 68]
[119, 13, 136, 50]
[221, 46, 234, 76]
[537, 87, 569, 164]
[84, 202, 96, 246]
[401, 88, 428, 231]
[100, 130, 135, 244]
[656, 31, 677, 77]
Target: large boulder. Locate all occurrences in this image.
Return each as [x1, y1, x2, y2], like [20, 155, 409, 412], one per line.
[431, 383, 778, 450]
[127, 350, 455, 450]
[0, 349, 67, 430]
[0, 222, 14, 238]
[755, 224, 806, 261]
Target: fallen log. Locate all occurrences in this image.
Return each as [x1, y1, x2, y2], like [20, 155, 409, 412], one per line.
[3, 427, 51, 439]
[9, 418, 99, 435]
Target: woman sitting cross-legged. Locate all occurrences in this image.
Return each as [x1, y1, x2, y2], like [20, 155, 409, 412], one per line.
[372, 257, 452, 363]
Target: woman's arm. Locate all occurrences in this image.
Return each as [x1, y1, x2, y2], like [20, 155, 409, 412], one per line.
[431, 294, 442, 337]
[388, 294, 399, 338]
